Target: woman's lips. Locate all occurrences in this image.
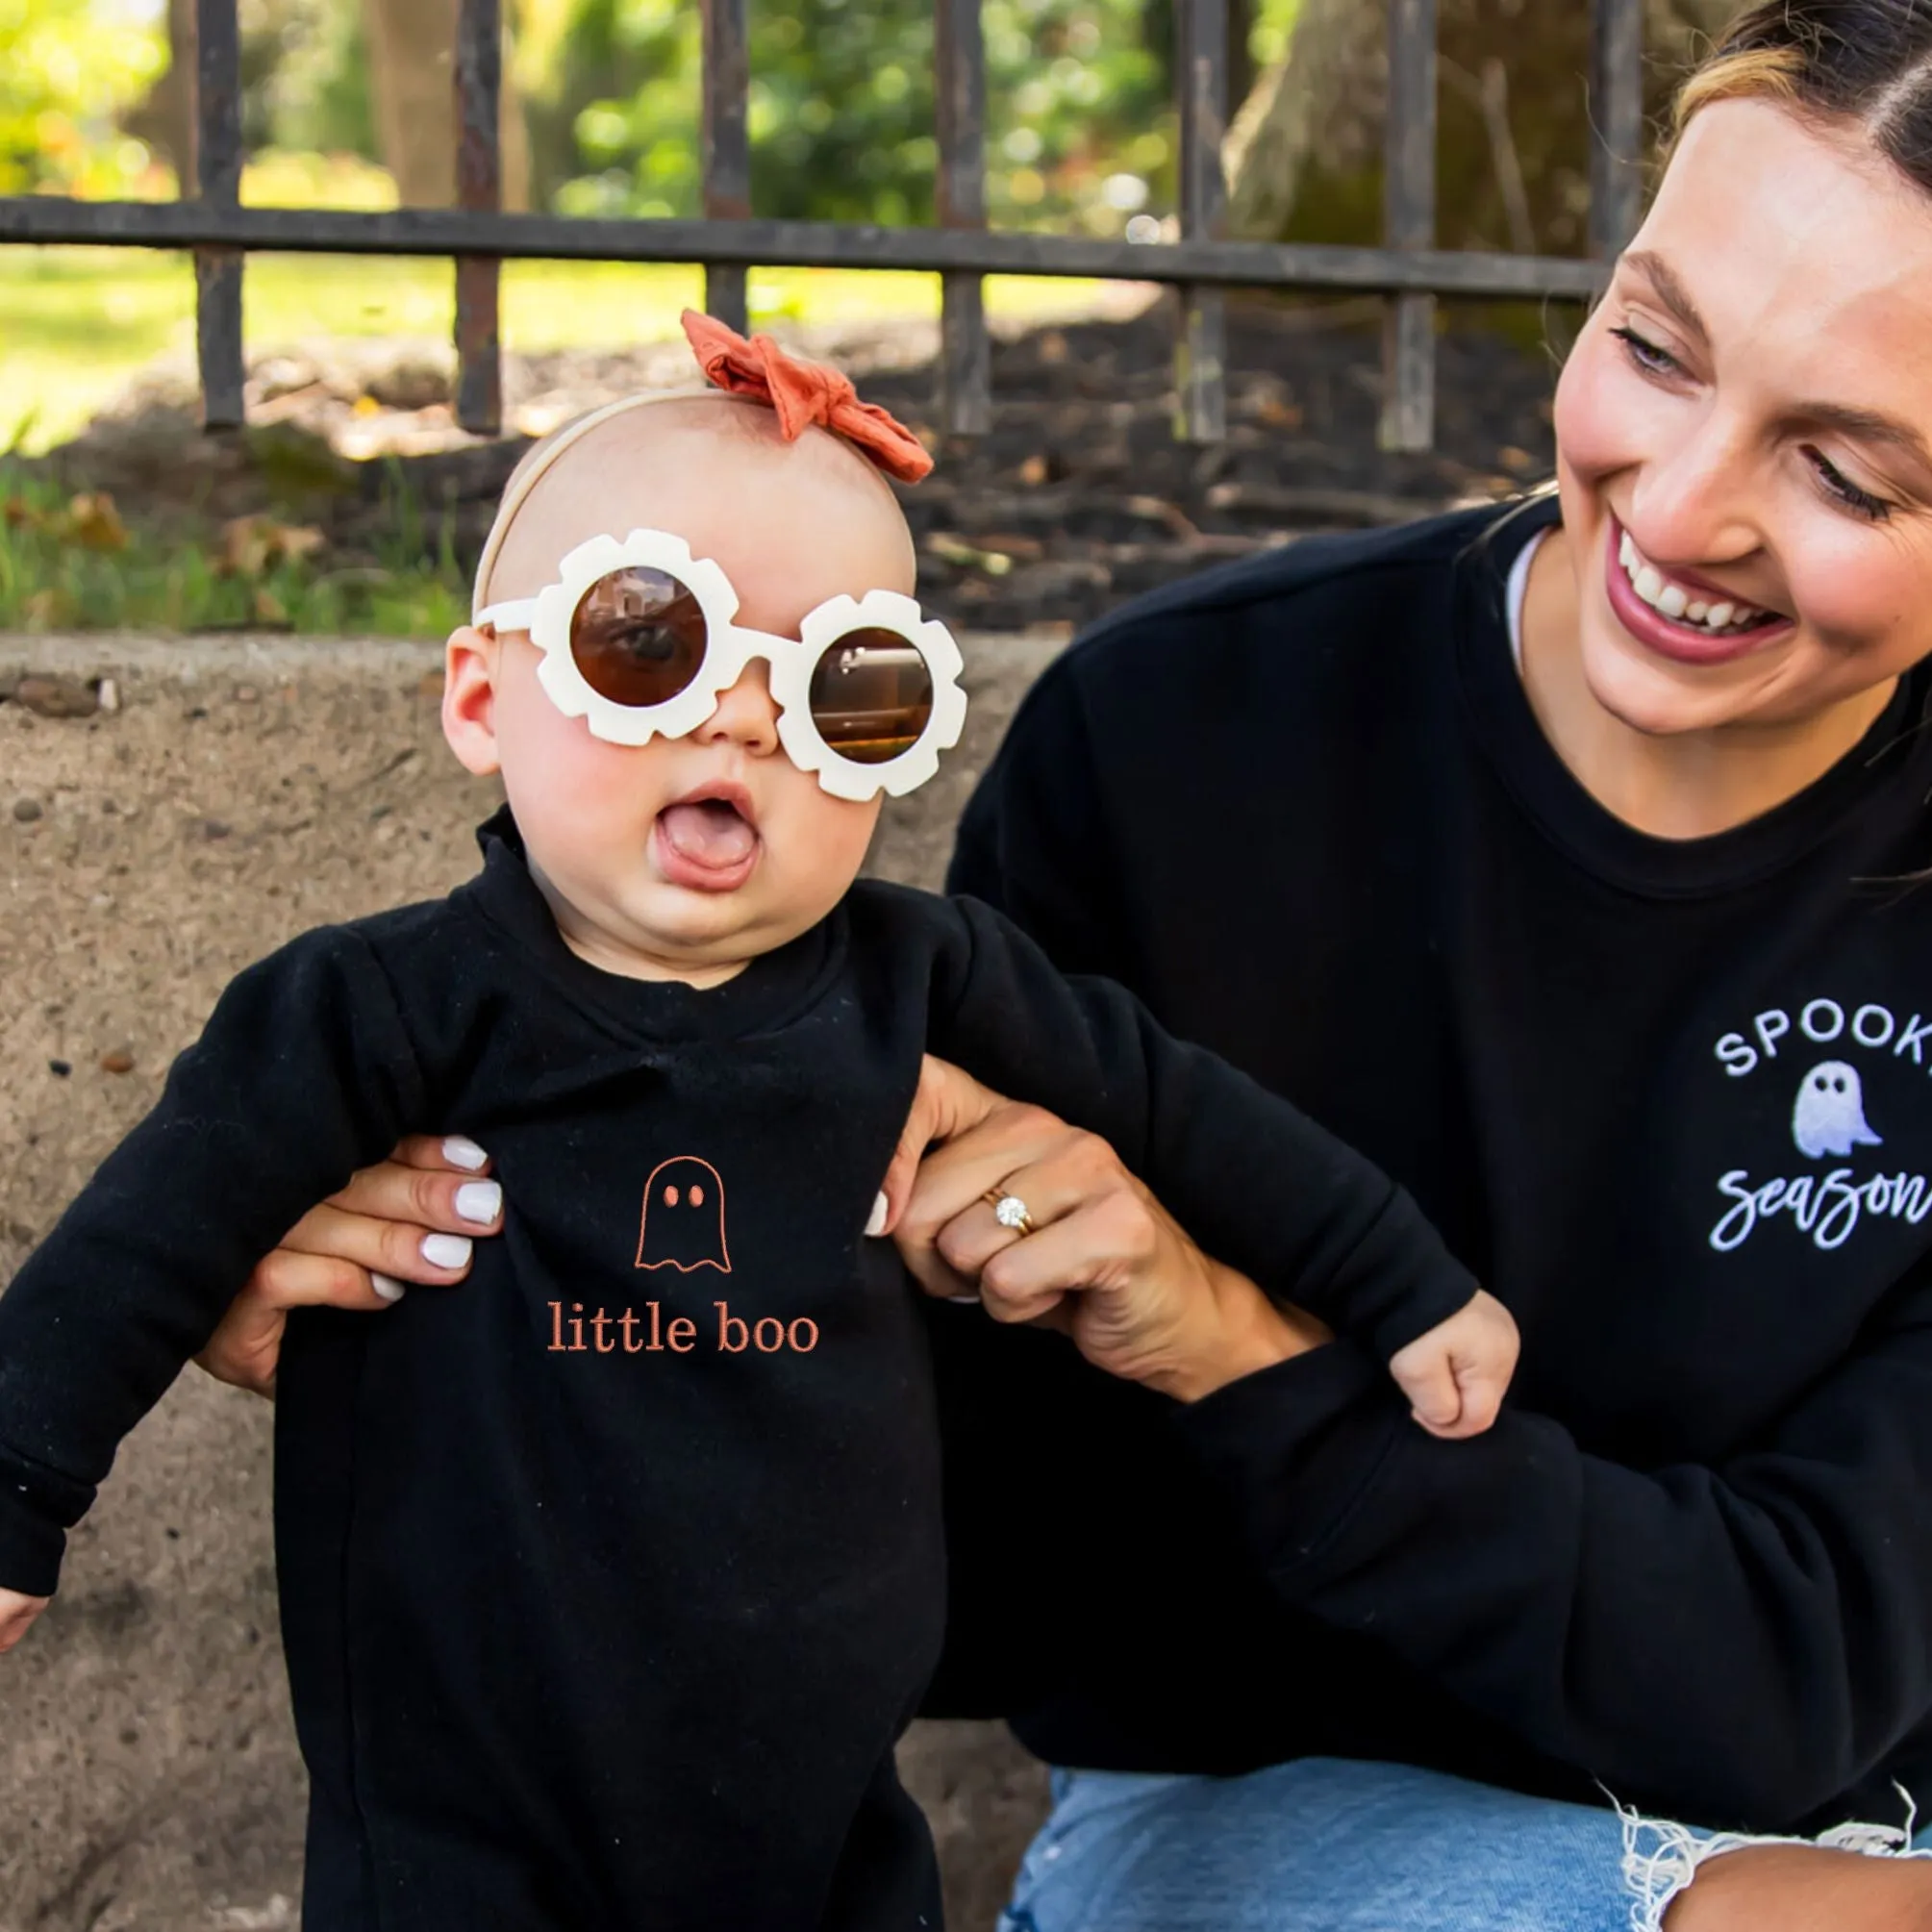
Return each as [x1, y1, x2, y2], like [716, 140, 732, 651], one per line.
[1602, 520, 1794, 667]
[653, 794, 761, 892]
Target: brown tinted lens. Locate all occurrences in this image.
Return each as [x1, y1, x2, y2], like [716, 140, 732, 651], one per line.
[807, 628, 935, 765]
[569, 566, 709, 708]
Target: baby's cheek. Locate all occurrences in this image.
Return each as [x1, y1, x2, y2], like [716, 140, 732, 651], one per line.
[765, 785, 880, 911]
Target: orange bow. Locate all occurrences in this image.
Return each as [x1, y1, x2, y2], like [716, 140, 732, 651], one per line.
[681, 309, 935, 483]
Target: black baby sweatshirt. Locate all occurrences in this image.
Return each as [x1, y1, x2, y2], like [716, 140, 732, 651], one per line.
[932, 496, 1932, 1838]
[0, 811, 1475, 1931]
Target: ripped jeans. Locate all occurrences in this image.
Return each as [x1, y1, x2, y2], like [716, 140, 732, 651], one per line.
[995, 1758, 1932, 1932]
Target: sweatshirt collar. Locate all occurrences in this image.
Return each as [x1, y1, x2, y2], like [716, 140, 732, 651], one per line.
[457, 805, 844, 1041]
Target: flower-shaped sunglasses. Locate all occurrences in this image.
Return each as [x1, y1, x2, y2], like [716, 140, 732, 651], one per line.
[477, 528, 967, 802]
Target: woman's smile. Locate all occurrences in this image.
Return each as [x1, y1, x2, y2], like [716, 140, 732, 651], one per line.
[1603, 515, 1794, 666]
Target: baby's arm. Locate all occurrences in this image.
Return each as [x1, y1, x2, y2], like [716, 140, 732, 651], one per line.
[924, 893, 1500, 1404]
[0, 927, 424, 1627]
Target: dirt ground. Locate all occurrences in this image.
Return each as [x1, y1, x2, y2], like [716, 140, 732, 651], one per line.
[0, 626, 1067, 1932]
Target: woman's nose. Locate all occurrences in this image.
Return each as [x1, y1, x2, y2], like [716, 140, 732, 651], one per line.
[693, 660, 783, 756]
[1623, 405, 1762, 570]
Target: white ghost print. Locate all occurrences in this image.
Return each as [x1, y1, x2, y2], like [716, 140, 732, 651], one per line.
[1792, 1061, 1884, 1160]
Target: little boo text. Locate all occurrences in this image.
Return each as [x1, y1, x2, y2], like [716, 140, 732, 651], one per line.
[546, 1300, 819, 1354]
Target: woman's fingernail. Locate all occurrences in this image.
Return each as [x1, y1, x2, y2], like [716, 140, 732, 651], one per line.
[371, 1273, 407, 1302]
[442, 1135, 489, 1171]
[455, 1180, 503, 1224]
[945, 1292, 984, 1305]
[420, 1233, 472, 1269]
[865, 1192, 889, 1238]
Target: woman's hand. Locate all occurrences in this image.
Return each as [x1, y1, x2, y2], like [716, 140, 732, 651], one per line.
[192, 1135, 503, 1398]
[878, 1056, 1330, 1401]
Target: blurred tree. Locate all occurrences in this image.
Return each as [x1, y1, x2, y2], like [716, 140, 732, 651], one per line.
[1224, 0, 1736, 255]
[540, 0, 1169, 233]
[1, 0, 165, 195]
[361, 0, 531, 208]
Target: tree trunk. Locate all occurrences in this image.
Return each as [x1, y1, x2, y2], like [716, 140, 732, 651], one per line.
[361, 0, 530, 210]
[1225, 0, 1737, 252]
[123, 0, 194, 178]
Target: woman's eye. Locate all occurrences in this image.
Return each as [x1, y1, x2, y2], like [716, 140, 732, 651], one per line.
[1609, 324, 1680, 378]
[1805, 448, 1892, 523]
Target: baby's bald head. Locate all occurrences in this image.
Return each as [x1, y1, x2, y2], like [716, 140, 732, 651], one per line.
[479, 392, 916, 635]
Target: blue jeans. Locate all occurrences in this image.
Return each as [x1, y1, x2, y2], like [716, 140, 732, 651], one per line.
[996, 1758, 1932, 1932]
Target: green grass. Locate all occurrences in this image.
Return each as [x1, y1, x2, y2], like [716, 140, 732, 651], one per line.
[1, 241, 1121, 455]
[0, 462, 469, 637]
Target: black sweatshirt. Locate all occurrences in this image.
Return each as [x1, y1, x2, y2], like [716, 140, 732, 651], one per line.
[0, 810, 1475, 1932]
[932, 496, 1932, 1838]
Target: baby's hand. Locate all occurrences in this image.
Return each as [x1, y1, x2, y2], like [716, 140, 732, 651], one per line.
[1386, 1289, 1518, 1440]
[0, 1586, 50, 1654]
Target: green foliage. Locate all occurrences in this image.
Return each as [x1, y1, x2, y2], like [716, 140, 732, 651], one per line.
[0, 464, 468, 638]
[549, 0, 1171, 233]
[242, 0, 378, 161]
[0, 0, 166, 196]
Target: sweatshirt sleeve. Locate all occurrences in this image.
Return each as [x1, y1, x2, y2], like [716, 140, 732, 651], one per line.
[925, 895, 1479, 1360]
[0, 928, 425, 1597]
[1170, 1282, 1932, 1831]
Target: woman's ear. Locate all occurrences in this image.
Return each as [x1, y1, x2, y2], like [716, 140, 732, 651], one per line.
[442, 625, 503, 776]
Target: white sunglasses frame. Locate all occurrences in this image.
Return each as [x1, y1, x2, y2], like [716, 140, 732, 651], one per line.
[476, 528, 968, 803]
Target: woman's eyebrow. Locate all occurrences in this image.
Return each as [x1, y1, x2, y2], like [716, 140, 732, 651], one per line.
[1621, 249, 1707, 339]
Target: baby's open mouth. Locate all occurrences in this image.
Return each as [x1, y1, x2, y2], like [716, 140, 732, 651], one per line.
[654, 783, 762, 890]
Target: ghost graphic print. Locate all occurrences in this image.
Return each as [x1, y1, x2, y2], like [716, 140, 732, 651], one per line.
[1792, 1061, 1883, 1161]
[635, 1157, 732, 1271]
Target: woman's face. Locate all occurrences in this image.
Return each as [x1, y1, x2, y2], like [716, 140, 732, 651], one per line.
[1551, 98, 1932, 736]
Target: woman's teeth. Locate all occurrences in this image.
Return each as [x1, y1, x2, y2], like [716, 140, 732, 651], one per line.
[1618, 532, 1773, 635]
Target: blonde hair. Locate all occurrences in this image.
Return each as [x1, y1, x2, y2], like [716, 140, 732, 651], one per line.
[1667, 3, 1932, 182]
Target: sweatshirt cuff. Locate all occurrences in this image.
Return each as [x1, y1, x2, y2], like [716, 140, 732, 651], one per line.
[1167, 1338, 1408, 1591]
[0, 1492, 66, 1598]
[1300, 1185, 1482, 1365]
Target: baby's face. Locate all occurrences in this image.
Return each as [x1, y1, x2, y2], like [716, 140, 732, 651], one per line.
[444, 404, 919, 983]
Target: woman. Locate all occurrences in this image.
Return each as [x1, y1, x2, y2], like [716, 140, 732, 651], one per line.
[184, 4, 1932, 1924]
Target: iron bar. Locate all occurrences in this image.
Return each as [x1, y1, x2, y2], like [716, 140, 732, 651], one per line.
[0, 197, 1609, 299]
[935, 0, 991, 437]
[701, 0, 751, 333]
[1589, 0, 1645, 259]
[191, 0, 243, 431]
[1380, 0, 1438, 451]
[454, 0, 503, 436]
[1175, 0, 1229, 443]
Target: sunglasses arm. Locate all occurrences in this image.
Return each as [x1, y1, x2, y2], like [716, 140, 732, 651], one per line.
[475, 599, 539, 634]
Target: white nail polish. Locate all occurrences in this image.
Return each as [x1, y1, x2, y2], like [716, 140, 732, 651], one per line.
[442, 1135, 489, 1171]
[420, 1233, 472, 1269]
[944, 1292, 984, 1305]
[865, 1192, 889, 1238]
[371, 1273, 407, 1303]
[455, 1180, 502, 1225]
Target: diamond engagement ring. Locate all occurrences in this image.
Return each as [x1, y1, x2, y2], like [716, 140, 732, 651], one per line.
[980, 1187, 1036, 1237]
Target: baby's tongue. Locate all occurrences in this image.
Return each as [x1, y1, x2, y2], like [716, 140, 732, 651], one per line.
[658, 798, 758, 868]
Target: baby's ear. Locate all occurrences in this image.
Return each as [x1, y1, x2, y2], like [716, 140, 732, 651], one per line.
[442, 625, 503, 776]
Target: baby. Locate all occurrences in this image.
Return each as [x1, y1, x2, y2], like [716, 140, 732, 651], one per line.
[0, 314, 1516, 1930]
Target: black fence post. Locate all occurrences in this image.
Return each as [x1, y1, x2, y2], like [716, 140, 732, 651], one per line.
[191, 0, 244, 432]
[1379, 0, 1438, 452]
[1174, 0, 1229, 443]
[702, 0, 751, 334]
[455, 0, 504, 437]
[1589, 0, 1644, 260]
[935, 0, 991, 437]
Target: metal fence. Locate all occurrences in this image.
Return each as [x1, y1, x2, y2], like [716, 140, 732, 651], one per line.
[0, 0, 1643, 453]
